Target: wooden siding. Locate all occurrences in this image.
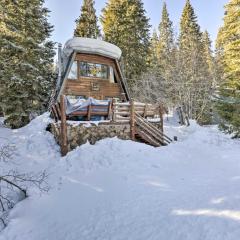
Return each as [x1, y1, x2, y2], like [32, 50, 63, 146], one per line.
[65, 79, 122, 100]
[63, 53, 126, 100]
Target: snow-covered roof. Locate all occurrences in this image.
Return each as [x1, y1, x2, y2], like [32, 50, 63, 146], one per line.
[56, 38, 130, 101]
[62, 37, 122, 60]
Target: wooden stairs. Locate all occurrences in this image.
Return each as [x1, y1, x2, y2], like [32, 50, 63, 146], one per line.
[132, 113, 172, 147]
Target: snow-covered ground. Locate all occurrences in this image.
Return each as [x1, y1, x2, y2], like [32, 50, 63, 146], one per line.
[0, 114, 240, 240]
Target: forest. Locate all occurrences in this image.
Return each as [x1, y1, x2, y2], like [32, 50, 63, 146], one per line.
[0, 0, 239, 137]
[0, 1, 240, 239]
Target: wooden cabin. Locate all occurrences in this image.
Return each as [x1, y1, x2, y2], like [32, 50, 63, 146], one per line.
[51, 38, 172, 156]
[56, 37, 130, 102]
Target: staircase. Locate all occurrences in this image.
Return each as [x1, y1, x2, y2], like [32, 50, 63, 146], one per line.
[133, 113, 172, 147]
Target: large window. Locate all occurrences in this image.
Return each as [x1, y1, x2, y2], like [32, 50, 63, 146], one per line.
[109, 66, 114, 83]
[68, 61, 78, 79]
[80, 62, 109, 79]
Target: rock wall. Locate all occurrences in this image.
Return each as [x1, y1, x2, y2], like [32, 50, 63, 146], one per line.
[50, 122, 131, 151]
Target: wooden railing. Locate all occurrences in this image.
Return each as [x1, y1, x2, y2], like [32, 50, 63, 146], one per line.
[50, 95, 68, 156]
[112, 99, 172, 147]
[50, 96, 170, 155]
[134, 113, 172, 146]
[112, 100, 160, 123]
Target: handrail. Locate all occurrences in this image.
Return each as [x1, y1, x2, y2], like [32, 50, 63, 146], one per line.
[135, 113, 172, 143]
[135, 117, 166, 145]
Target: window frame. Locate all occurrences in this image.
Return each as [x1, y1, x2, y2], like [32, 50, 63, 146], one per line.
[79, 61, 110, 80]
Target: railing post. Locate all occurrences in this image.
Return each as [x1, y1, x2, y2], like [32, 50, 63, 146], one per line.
[87, 104, 92, 121]
[60, 95, 68, 156]
[130, 99, 135, 141]
[51, 105, 58, 122]
[159, 104, 164, 133]
[112, 98, 117, 122]
[107, 99, 113, 120]
[143, 104, 148, 118]
[159, 104, 164, 144]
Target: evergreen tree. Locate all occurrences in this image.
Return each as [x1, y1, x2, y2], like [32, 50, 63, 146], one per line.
[74, 0, 100, 38]
[216, 0, 240, 136]
[157, 2, 176, 103]
[202, 31, 214, 76]
[177, 0, 211, 122]
[0, 0, 55, 128]
[148, 29, 159, 69]
[215, 29, 225, 87]
[158, 2, 174, 65]
[101, 0, 150, 82]
[200, 30, 216, 123]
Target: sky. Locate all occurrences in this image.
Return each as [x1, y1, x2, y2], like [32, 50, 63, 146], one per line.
[45, 0, 228, 47]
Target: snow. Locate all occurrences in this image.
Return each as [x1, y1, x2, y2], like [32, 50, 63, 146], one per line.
[65, 96, 110, 115]
[63, 37, 122, 61]
[67, 120, 110, 127]
[0, 113, 240, 240]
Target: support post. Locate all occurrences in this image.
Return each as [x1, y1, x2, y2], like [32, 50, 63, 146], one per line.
[143, 104, 148, 118]
[159, 104, 164, 144]
[87, 104, 92, 121]
[130, 99, 135, 141]
[60, 95, 68, 156]
[56, 103, 61, 120]
[159, 104, 164, 133]
[51, 106, 58, 122]
[107, 99, 113, 120]
[112, 98, 117, 122]
[178, 106, 184, 125]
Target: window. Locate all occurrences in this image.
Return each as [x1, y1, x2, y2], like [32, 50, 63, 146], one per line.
[80, 62, 109, 79]
[109, 66, 114, 83]
[68, 61, 78, 79]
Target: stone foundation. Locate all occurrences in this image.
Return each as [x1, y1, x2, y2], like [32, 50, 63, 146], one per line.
[50, 122, 131, 151]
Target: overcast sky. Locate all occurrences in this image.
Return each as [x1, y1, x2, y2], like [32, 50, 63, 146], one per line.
[45, 0, 228, 46]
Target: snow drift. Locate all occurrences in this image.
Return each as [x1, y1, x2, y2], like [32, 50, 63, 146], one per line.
[0, 114, 240, 240]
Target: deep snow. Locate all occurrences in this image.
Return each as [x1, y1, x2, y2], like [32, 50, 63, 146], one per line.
[0, 114, 240, 240]
[63, 37, 122, 61]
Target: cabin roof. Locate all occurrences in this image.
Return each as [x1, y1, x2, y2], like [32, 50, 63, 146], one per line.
[63, 37, 122, 61]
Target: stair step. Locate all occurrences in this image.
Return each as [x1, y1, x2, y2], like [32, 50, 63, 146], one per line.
[136, 129, 161, 147]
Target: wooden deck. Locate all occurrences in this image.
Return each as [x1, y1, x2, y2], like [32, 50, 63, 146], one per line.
[50, 95, 172, 156]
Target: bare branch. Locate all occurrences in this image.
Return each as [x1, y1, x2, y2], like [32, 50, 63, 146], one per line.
[0, 217, 6, 228]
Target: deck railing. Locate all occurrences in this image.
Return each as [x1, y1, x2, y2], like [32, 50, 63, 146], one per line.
[50, 95, 167, 156]
[112, 100, 159, 123]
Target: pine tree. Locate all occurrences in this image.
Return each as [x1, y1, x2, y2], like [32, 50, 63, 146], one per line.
[0, 0, 27, 128]
[148, 29, 159, 69]
[157, 2, 176, 103]
[202, 31, 214, 76]
[200, 30, 216, 123]
[177, 0, 211, 122]
[158, 2, 174, 65]
[0, 0, 55, 128]
[215, 29, 225, 87]
[74, 0, 100, 38]
[101, 0, 150, 82]
[216, 0, 240, 136]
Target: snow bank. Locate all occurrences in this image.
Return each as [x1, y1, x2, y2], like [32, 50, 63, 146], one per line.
[63, 37, 122, 60]
[1, 114, 240, 240]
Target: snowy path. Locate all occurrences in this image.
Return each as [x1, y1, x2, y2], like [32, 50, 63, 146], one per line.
[0, 115, 240, 240]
